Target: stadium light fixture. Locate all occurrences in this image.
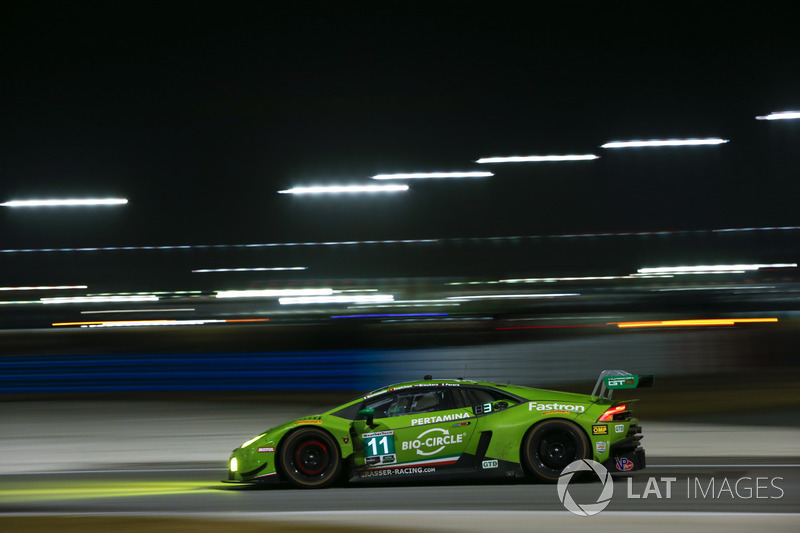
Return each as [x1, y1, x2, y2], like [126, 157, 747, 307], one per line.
[476, 155, 599, 163]
[278, 185, 408, 194]
[1, 198, 128, 207]
[756, 111, 800, 121]
[601, 138, 729, 148]
[372, 172, 492, 180]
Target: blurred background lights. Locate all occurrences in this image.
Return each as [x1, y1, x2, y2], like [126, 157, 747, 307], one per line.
[41, 295, 159, 304]
[279, 294, 395, 305]
[637, 263, 796, 274]
[371, 171, 493, 179]
[277, 185, 408, 194]
[193, 267, 307, 273]
[0, 285, 87, 291]
[476, 155, 599, 163]
[756, 111, 800, 120]
[601, 138, 729, 148]
[216, 289, 334, 299]
[0, 198, 128, 207]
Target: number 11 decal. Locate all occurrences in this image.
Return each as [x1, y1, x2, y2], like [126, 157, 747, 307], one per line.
[362, 430, 396, 457]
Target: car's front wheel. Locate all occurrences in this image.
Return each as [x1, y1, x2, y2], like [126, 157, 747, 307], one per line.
[522, 419, 590, 482]
[279, 427, 342, 488]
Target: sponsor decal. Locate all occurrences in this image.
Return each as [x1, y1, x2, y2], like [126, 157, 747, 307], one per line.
[606, 376, 636, 387]
[360, 466, 436, 478]
[615, 424, 625, 434]
[592, 425, 609, 435]
[365, 453, 396, 466]
[257, 446, 275, 453]
[453, 421, 470, 427]
[529, 402, 585, 413]
[473, 402, 493, 415]
[362, 430, 394, 439]
[595, 441, 607, 454]
[363, 382, 463, 400]
[411, 411, 470, 426]
[363, 431, 396, 457]
[482, 459, 499, 469]
[401, 427, 465, 456]
[293, 419, 322, 425]
[616, 457, 634, 471]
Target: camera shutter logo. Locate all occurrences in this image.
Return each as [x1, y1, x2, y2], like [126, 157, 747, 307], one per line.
[557, 459, 614, 516]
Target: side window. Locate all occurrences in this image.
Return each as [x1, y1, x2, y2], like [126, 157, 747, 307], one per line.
[359, 388, 457, 419]
[404, 389, 454, 415]
[363, 393, 399, 419]
[460, 387, 518, 415]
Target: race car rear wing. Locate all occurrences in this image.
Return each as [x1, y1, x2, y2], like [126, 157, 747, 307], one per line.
[591, 370, 654, 400]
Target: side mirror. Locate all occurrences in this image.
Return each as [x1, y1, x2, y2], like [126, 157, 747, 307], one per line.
[358, 408, 375, 427]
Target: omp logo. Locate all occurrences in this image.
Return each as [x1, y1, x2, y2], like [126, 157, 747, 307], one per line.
[401, 427, 464, 456]
[529, 402, 585, 413]
[557, 459, 614, 516]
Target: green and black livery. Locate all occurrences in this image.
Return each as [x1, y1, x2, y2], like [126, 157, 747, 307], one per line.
[227, 370, 653, 488]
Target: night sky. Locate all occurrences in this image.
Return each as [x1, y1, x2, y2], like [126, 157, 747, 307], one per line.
[2, 1, 800, 252]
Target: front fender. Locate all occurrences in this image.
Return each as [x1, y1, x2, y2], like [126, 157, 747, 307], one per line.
[228, 414, 355, 482]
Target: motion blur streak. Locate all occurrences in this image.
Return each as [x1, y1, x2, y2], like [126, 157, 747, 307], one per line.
[0, 198, 128, 207]
[496, 324, 607, 330]
[41, 295, 159, 304]
[331, 313, 448, 319]
[613, 318, 778, 328]
[80, 308, 195, 314]
[216, 289, 333, 299]
[756, 111, 800, 120]
[2, 225, 800, 254]
[601, 138, 729, 148]
[192, 267, 307, 273]
[476, 154, 598, 163]
[277, 184, 409, 194]
[0, 481, 215, 502]
[51, 319, 269, 327]
[0, 285, 87, 291]
[371, 171, 492, 179]
[279, 294, 394, 305]
[638, 263, 796, 274]
[446, 293, 579, 300]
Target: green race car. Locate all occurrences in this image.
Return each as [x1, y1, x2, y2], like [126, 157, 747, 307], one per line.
[226, 370, 653, 488]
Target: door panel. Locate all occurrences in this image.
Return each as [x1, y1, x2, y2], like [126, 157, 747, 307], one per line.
[352, 388, 476, 471]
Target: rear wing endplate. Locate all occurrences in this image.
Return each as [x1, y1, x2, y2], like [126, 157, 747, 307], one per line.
[591, 370, 654, 400]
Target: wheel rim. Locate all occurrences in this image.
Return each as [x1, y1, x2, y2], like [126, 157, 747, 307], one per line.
[294, 439, 330, 476]
[536, 429, 577, 471]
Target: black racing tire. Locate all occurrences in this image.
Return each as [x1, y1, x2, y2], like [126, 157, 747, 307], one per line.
[521, 419, 591, 483]
[278, 427, 342, 488]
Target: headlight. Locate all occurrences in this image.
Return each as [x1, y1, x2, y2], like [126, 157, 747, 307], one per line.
[230, 457, 238, 472]
[241, 433, 265, 448]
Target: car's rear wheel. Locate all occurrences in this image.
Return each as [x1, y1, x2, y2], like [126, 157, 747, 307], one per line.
[522, 419, 591, 482]
[279, 427, 342, 488]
